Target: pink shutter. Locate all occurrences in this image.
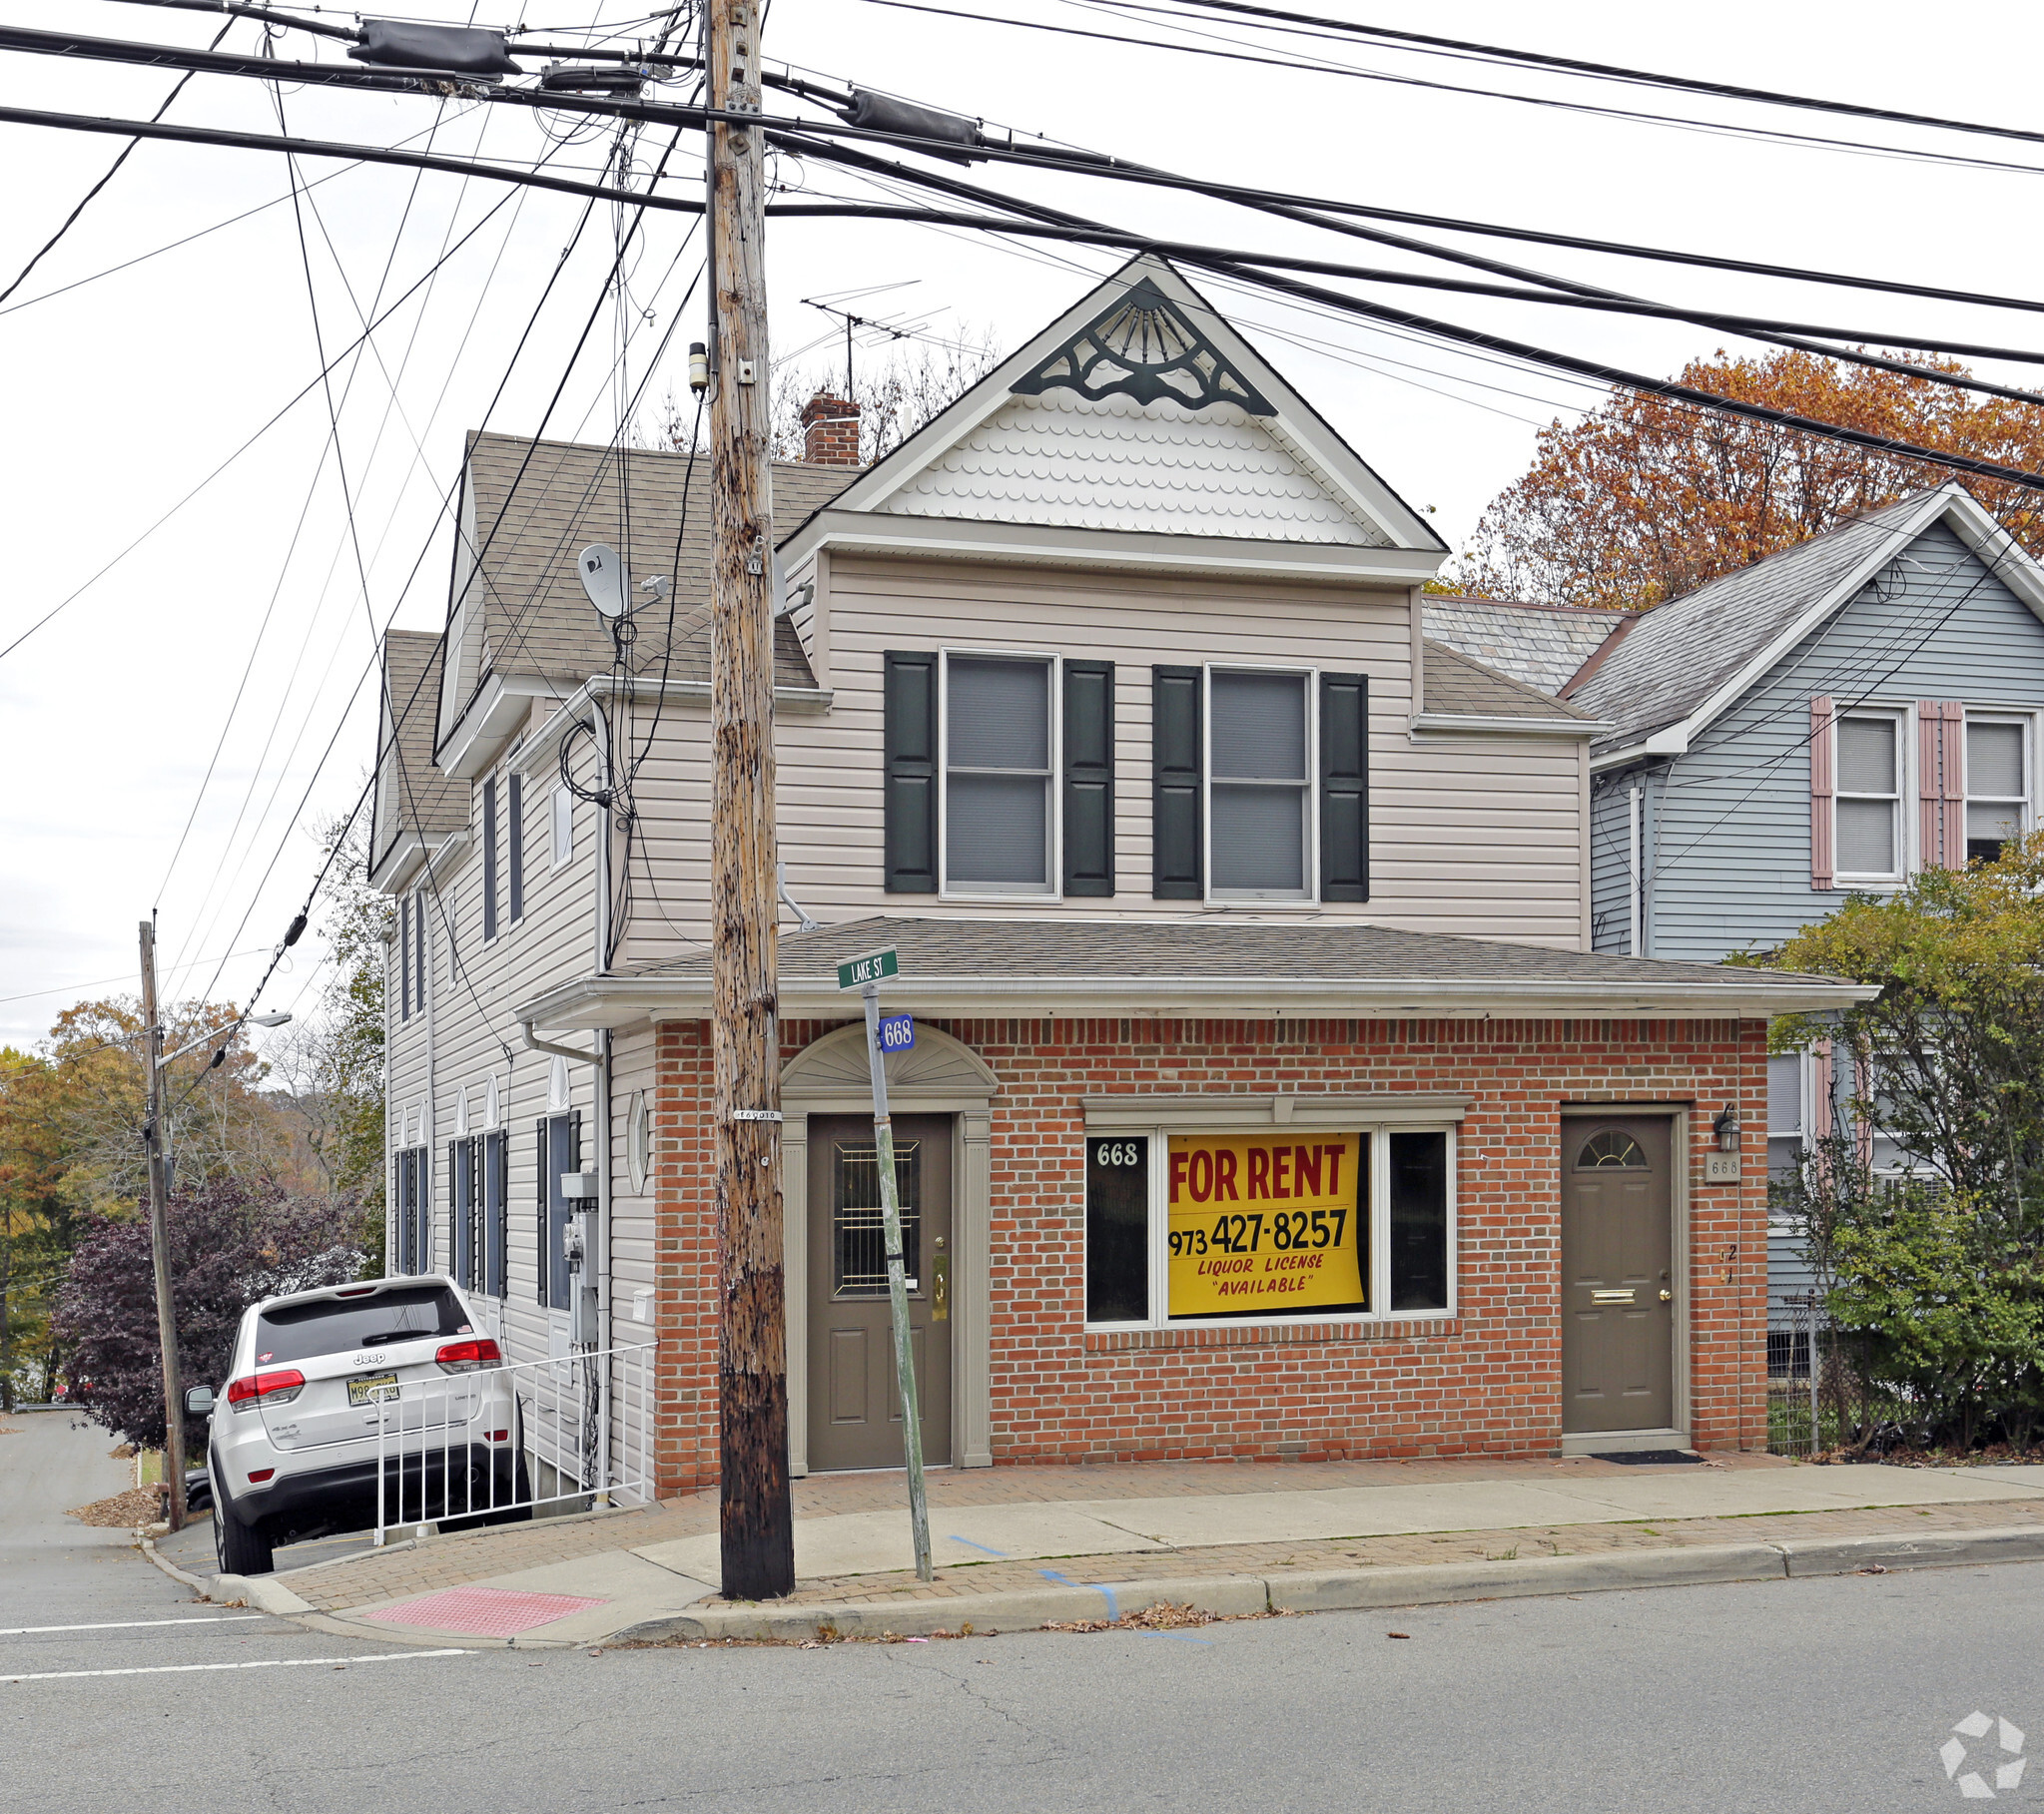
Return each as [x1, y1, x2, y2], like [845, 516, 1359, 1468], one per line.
[1810, 696, 1835, 890]
[1810, 1039, 1834, 1142]
[1916, 702, 1969, 869]
[1941, 703, 1966, 868]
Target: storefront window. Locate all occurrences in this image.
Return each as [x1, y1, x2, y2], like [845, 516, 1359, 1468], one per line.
[1082, 1124, 1455, 1328]
[1166, 1134, 1367, 1320]
[1388, 1131, 1449, 1311]
[1084, 1137, 1149, 1323]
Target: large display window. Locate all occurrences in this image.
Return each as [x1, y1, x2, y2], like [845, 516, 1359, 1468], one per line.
[1083, 1125, 1454, 1328]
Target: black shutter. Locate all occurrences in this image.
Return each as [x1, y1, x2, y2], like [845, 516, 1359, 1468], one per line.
[884, 651, 939, 893]
[1151, 666, 1203, 899]
[536, 1117, 549, 1306]
[1061, 661, 1115, 897]
[1319, 671, 1370, 902]
[399, 903, 411, 1021]
[482, 777, 498, 940]
[447, 1142, 458, 1282]
[507, 773, 524, 920]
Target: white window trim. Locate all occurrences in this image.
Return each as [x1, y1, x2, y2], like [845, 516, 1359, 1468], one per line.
[1963, 709, 2034, 857]
[1203, 662, 1319, 903]
[1833, 704, 1909, 886]
[936, 645, 1063, 902]
[550, 783, 573, 872]
[1081, 1125, 1457, 1332]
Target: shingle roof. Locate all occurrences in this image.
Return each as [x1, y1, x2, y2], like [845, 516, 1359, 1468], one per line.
[457, 432, 856, 716]
[1565, 491, 1938, 755]
[1422, 595, 1630, 696]
[624, 913, 1833, 991]
[1421, 639, 1599, 723]
[373, 628, 465, 869]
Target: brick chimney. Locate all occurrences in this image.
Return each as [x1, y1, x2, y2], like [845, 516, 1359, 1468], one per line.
[800, 391, 862, 466]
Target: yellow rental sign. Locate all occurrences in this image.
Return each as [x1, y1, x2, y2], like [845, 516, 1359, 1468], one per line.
[1166, 1133, 1365, 1318]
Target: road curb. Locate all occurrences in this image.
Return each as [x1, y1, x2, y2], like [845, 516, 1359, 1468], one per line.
[1777, 1525, 2044, 1577]
[139, 1530, 212, 1595]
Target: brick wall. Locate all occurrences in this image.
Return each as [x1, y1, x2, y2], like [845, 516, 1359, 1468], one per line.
[650, 1014, 1768, 1491]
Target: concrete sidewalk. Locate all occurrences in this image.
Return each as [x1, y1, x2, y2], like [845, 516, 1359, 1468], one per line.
[178, 1452, 2044, 1647]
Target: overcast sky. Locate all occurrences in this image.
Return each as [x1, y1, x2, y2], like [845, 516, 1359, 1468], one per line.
[3, 0, 2041, 1051]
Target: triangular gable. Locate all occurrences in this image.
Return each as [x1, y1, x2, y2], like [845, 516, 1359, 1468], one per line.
[1577, 483, 2044, 762]
[818, 257, 1445, 555]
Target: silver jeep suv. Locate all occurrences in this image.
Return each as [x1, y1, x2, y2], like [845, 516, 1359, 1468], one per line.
[196, 1275, 528, 1574]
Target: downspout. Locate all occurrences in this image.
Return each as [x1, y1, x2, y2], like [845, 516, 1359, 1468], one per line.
[592, 704, 614, 1490]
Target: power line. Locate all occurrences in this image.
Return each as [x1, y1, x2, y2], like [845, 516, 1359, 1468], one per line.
[0, 17, 235, 308]
[1116, 0, 2044, 153]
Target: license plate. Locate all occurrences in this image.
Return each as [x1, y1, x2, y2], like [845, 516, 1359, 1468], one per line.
[346, 1374, 398, 1407]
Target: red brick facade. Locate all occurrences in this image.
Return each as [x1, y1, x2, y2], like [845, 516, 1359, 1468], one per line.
[649, 1014, 1769, 1492]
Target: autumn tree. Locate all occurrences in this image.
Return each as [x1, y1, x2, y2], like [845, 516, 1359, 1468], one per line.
[1455, 348, 2044, 609]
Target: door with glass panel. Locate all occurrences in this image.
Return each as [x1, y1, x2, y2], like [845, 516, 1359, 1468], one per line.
[1561, 1117, 1675, 1434]
[808, 1115, 954, 1471]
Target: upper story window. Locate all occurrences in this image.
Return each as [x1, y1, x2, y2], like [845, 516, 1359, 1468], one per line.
[1835, 712, 1903, 881]
[1209, 669, 1310, 898]
[508, 772, 525, 919]
[1966, 716, 2029, 864]
[944, 655, 1052, 895]
[482, 776, 499, 941]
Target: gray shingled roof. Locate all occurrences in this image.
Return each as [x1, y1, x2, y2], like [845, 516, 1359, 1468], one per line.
[456, 433, 856, 720]
[1421, 639, 1598, 723]
[1423, 596, 1629, 695]
[624, 913, 1832, 991]
[1566, 491, 1938, 755]
[372, 628, 466, 870]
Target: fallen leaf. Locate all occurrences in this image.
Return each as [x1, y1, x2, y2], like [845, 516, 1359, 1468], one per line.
[1387, 1631, 1411, 1640]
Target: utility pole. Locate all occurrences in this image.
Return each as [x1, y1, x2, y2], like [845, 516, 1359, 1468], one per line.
[138, 919, 187, 1533]
[708, 0, 794, 1600]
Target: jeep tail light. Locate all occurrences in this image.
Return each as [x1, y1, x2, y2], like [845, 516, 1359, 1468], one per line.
[226, 1369, 305, 1412]
[435, 1337, 503, 1375]
[248, 1469, 276, 1484]
[487, 1429, 509, 1443]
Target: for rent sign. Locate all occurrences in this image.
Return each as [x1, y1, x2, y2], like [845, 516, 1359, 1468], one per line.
[1166, 1133, 1365, 1318]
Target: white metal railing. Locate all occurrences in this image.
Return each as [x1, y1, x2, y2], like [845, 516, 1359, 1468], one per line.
[371, 1339, 658, 1544]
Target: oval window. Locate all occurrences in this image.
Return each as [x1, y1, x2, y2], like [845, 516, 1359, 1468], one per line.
[1577, 1129, 1647, 1169]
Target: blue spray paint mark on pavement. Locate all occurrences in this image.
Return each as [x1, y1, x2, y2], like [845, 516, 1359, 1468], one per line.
[1039, 1569, 1118, 1621]
[946, 1534, 1010, 1557]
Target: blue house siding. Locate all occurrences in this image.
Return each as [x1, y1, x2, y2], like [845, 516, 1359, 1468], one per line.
[1643, 520, 2044, 962]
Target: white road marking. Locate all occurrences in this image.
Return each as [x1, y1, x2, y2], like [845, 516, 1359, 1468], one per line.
[0, 1616, 270, 1636]
[2, 1648, 471, 1683]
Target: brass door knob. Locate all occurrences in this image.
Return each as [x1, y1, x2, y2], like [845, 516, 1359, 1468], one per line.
[1659, 1289, 1674, 1303]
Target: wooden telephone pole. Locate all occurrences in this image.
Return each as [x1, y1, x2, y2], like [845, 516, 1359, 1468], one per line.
[708, 0, 794, 1599]
[139, 919, 188, 1532]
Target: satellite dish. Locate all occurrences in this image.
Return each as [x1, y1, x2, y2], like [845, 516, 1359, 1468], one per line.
[577, 543, 630, 619]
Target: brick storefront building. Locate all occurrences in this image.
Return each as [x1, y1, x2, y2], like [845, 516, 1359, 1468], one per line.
[526, 917, 1862, 1495]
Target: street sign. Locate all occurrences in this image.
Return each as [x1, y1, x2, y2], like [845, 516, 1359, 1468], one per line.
[877, 1013, 915, 1053]
[837, 946, 899, 990]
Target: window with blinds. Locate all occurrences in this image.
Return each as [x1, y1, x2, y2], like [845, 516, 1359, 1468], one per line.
[1209, 670, 1309, 897]
[1835, 713, 1902, 879]
[1966, 717, 2029, 864]
[945, 656, 1052, 892]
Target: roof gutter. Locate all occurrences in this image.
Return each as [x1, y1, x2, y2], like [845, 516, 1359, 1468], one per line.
[1411, 712, 1606, 738]
[516, 969, 1876, 1032]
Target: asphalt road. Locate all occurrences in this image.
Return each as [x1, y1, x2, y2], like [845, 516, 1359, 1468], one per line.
[5, 1412, 2037, 1813]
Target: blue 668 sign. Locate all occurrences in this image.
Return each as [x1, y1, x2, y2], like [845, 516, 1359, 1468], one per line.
[876, 1013, 916, 1053]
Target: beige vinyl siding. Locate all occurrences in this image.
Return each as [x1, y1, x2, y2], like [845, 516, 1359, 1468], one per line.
[620, 554, 1587, 959]
[384, 727, 611, 1366]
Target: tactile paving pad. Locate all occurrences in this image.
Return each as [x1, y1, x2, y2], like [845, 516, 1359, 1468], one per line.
[360, 1586, 607, 1635]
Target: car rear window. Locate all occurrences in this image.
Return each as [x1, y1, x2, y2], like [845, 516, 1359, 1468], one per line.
[253, 1286, 471, 1366]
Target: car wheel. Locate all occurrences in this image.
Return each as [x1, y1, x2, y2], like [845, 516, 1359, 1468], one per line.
[215, 1490, 275, 1577]
[477, 1452, 533, 1526]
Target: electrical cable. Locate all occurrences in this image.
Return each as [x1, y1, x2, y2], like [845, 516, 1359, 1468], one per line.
[839, 0, 2044, 183]
[1115, 0, 2044, 153]
[0, 17, 235, 308]
[30, 21, 2044, 325]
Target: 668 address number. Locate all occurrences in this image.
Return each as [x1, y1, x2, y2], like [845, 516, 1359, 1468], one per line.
[1091, 1141, 1143, 1167]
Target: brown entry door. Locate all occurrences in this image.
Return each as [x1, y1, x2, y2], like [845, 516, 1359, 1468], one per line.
[1561, 1116, 1675, 1435]
[808, 1115, 954, 1472]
